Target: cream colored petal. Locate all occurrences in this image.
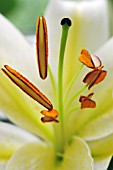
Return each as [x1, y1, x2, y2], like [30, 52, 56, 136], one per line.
[68, 82, 113, 139]
[0, 14, 53, 99]
[88, 133, 113, 157]
[94, 156, 111, 170]
[45, 0, 109, 87]
[0, 14, 54, 142]
[60, 136, 93, 170]
[0, 14, 38, 83]
[65, 37, 113, 129]
[0, 71, 54, 142]
[6, 136, 93, 170]
[0, 162, 6, 170]
[96, 37, 113, 74]
[6, 142, 55, 170]
[0, 122, 38, 162]
[78, 110, 113, 141]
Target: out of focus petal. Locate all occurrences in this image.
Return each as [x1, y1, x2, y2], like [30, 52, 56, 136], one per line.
[0, 122, 38, 162]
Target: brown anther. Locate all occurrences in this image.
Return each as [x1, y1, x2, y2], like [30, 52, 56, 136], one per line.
[41, 109, 58, 118]
[41, 116, 59, 123]
[36, 16, 48, 79]
[79, 49, 107, 89]
[79, 92, 96, 109]
[2, 65, 52, 110]
[40, 109, 59, 123]
[79, 49, 102, 69]
[83, 68, 107, 89]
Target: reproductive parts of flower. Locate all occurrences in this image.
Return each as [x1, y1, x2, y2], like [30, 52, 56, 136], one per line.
[79, 49, 107, 90]
[2, 65, 59, 123]
[1, 16, 59, 123]
[1, 16, 107, 124]
[79, 92, 96, 109]
[36, 16, 48, 80]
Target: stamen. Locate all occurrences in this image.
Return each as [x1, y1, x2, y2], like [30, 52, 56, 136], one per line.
[41, 116, 59, 123]
[79, 49, 95, 69]
[48, 65, 57, 101]
[64, 64, 84, 103]
[36, 16, 48, 79]
[91, 55, 102, 68]
[2, 65, 52, 110]
[79, 49, 102, 69]
[66, 105, 80, 117]
[79, 92, 96, 109]
[65, 83, 89, 111]
[41, 109, 58, 118]
[41, 109, 59, 123]
[79, 49, 107, 89]
[83, 69, 107, 89]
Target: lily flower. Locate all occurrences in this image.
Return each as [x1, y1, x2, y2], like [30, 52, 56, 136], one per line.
[0, 14, 113, 170]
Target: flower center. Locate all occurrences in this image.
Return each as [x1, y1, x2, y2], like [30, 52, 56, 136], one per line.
[48, 18, 107, 156]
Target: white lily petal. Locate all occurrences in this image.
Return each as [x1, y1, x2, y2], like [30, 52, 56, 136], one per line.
[0, 162, 6, 170]
[0, 71, 54, 142]
[6, 136, 93, 170]
[0, 14, 53, 99]
[78, 110, 113, 141]
[0, 14, 37, 83]
[60, 136, 93, 170]
[94, 156, 111, 170]
[69, 55, 113, 139]
[96, 37, 113, 73]
[0, 122, 38, 162]
[0, 14, 54, 142]
[68, 80, 113, 138]
[6, 141, 55, 170]
[45, 0, 109, 86]
[88, 133, 113, 157]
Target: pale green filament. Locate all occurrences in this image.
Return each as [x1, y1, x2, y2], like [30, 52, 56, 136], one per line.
[48, 65, 57, 102]
[64, 64, 84, 103]
[65, 83, 89, 112]
[66, 105, 81, 117]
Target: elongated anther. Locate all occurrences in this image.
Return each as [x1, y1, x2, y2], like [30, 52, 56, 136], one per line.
[2, 65, 53, 110]
[36, 16, 48, 79]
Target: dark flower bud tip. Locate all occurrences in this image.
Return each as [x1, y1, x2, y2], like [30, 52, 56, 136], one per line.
[61, 18, 72, 26]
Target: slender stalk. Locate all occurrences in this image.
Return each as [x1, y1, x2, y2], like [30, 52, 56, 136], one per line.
[48, 65, 57, 101]
[64, 64, 84, 103]
[58, 24, 70, 122]
[54, 18, 71, 154]
[66, 83, 89, 112]
[66, 105, 80, 117]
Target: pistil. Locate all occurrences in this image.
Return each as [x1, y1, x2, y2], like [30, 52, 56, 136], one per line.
[54, 18, 72, 155]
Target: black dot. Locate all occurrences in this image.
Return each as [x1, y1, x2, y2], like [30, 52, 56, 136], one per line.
[61, 18, 72, 26]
